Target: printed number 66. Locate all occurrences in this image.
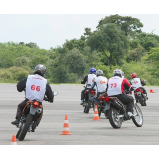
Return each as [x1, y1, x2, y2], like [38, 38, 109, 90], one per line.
[31, 85, 41, 91]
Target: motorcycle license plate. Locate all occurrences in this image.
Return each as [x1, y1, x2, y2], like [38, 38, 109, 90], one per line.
[136, 91, 141, 95]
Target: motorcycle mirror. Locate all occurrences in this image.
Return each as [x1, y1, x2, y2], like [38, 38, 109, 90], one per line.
[53, 91, 58, 96]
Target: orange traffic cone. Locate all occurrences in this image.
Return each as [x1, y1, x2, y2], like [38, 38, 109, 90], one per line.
[92, 103, 100, 120]
[11, 135, 17, 145]
[61, 115, 71, 135]
[150, 89, 155, 93]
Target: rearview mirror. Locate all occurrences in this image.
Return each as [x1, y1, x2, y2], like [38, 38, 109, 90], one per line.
[53, 91, 58, 96]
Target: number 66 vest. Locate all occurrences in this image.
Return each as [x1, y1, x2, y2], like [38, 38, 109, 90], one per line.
[26, 74, 47, 102]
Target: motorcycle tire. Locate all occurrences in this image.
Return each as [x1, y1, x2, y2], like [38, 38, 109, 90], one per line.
[16, 128, 21, 138]
[132, 103, 143, 127]
[18, 114, 33, 141]
[98, 106, 102, 117]
[108, 106, 122, 129]
[104, 110, 108, 119]
[139, 96, 144, 106]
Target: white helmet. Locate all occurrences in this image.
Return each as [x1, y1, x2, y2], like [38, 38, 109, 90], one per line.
[113, 68, 122, 77]
[96, 70, 103, 76]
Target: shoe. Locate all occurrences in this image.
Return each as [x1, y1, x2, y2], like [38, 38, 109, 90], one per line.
[80, 99, 84, 105]
[127, 112, 133, 117]
[11, 117, 20, 125]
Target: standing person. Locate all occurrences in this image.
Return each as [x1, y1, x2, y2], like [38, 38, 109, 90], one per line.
[130, 73, 148, 102]
[11, 64, 54, 132]
[80, 68, 96, 105]
[90, 70, 108, 100]
[107, 69, 134, 117]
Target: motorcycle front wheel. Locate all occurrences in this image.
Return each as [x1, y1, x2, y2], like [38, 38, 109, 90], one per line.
[132, 103, 143, 127]
[18, 114, 33, 141]
[108, 106, 122, 129]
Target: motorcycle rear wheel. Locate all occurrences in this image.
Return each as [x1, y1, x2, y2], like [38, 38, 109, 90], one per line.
[108, 107, 122, 129]
[132, 103, 143, 127]
[18, 114, 33, 141]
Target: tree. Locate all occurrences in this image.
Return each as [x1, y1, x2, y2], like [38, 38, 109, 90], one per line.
[136, 33, 159, 52]
[65, 48, 86, 76]
[144, 47, 159, 84]
[97, 14, 143, 38]
[25, 42, 39, 48]
[63, 37, 86, 51]
[87, 23, 129, 69]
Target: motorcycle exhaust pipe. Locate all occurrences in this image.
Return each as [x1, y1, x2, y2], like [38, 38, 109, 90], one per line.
[112, 101, 123, 111]
[37, 108, 42, 114]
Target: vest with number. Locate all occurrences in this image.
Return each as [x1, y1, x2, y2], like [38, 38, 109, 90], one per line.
[130, 78, 142, 90]
[107, 76, 123, 96]
[26, 74, 47, 102]
[85, 74, 96, 88]
[94, 76, 107, 93]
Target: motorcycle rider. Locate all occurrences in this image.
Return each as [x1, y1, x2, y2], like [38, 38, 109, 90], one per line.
[11, 64, 53, 132]
[80, 68, 96, 105]
[130, 73, 148, 102]
[107, 69, 134, 117]
[90, 70, 108, 100]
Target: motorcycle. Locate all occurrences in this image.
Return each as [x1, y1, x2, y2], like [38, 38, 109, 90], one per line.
[97, 93, 143, 129]
[134, 87, 147, 106]
[15, 91, 58, 141]
[96, 93, 108, 118]
[83, 87, 96, 113]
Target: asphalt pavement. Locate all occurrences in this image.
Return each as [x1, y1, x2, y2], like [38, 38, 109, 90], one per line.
[0, 84, 159, 145]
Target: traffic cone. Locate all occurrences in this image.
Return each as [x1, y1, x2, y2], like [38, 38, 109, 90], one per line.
[11, 135, 17, 145]
[61, 115, 71, 135]
[92, 103, 100, 120]
[150, 89, 155, 93]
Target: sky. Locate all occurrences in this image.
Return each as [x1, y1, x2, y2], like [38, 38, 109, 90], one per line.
[0, 1, 159, 50]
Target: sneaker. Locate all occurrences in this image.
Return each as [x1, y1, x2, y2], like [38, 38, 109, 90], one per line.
[11, 117, 20, 125]
[80, 99, 84, 105]
[127, 112, 133, 117]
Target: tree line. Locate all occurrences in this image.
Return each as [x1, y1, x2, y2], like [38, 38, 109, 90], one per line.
[0, 14, 159, 85]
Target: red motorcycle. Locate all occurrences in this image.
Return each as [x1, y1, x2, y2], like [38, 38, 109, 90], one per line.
[96, 93, 143, 129]
[83, 88, 96, 113]
[16, 91, 58, 141]
[134, 88, 147, 106]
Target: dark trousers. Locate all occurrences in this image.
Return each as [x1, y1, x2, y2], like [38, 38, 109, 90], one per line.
[15, 99, 42, 126]
[114, 94, 134, 113]
[81, 88, 88, 100]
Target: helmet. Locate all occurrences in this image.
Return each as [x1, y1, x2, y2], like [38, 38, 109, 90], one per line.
[96, 70, 103, 76]
[90, 68, 96, 74]
[113, 68, 122, 77]
[131, 73, 137, 78]
[34, 64, 46, 77]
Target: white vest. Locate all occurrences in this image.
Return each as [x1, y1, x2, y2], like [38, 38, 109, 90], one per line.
[130, 78, 142, 90]
[94, 76, 107, 93]
[107, 76, 123, 96]
[85, 74, 96, 88]
[26, 74, 47, 102]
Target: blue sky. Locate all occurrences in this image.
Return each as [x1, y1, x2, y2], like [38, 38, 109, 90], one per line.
[0, 1, 159, 50]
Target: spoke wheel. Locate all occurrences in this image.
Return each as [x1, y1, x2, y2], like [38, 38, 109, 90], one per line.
[132, 103, 143, 127]
[108, 107, 122, 129]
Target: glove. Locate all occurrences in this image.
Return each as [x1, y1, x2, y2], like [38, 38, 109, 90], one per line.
[130, 86, 134, 91]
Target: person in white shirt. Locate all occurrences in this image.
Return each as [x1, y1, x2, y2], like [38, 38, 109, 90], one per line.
[107, 69, 134, 117]
[80, 68, 96, 105]
[11, 64, 53, 132]
[90, 70, 108, 100]
[130, 73, 148, 102]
